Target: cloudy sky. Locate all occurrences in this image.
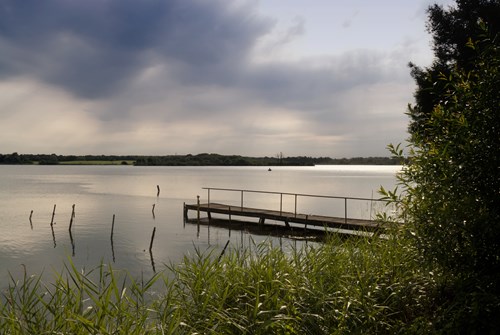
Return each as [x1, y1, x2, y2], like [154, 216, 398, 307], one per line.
[0, 0, 453, 157]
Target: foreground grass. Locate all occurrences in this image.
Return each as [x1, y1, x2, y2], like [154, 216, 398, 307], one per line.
[0, 232, 477, 334]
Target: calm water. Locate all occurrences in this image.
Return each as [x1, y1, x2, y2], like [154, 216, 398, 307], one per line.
[0, 165, 400, 281]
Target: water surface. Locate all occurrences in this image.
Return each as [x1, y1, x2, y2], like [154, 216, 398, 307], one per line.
[0, 165, 400, 280]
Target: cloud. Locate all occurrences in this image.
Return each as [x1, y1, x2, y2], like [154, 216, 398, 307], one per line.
[0, 0, 272, 99]
[0, 0, 420, 157]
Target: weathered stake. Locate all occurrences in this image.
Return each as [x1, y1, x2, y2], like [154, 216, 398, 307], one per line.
[69, 229, 75, 256]
[157, 185, 160, 197]
[149, 227, 156, 253]
[111, 214, 115, 240]
[217, 240, 231, 262]
[110, 214, 116, 263]
[50, 204, 56, 226]
[69, 204, 75, 231]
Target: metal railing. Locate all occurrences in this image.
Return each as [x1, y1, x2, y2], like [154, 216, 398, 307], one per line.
[203, 187, 391, 224]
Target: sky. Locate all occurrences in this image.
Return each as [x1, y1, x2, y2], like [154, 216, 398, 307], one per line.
[0, 0, 454, 158]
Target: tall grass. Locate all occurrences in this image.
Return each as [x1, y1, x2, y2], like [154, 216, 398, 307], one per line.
[1, 232, 438, 334]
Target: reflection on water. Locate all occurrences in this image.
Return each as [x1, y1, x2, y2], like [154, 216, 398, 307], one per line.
[0, 165, 400, 281]
[149, 226, 157, 273]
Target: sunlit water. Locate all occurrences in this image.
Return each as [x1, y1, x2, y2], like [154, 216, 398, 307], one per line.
[0, 165, 400, 282]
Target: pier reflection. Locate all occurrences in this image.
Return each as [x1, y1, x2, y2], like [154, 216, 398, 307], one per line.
[69, 229, 75, 256]
[50, 223, 56, 248]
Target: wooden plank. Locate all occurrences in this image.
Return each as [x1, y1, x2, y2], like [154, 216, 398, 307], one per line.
[184, 203, 382, 232]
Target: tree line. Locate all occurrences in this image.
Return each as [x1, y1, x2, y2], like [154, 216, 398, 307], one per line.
[0, 152, 401, 166]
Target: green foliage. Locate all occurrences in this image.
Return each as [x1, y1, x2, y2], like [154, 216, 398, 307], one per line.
[402, 32, 500, 278]
[132, 154, 399, 166]
[408, 0, 500, 138]
[0, 153, 32, 164]
[0, 261, 171, 334]
[1, 235, 438, 334]
[383, 26, 500, 333]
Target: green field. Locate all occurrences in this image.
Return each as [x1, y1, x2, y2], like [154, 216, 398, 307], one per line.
[58, 160, 135, 165]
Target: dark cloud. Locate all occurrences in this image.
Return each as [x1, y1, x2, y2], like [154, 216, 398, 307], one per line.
[0, 0, 408, 114]
[0, 0, 272, 98]
[241, 49, 403, 112]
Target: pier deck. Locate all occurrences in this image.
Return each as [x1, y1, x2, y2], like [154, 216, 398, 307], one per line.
[184, 202, 383, 233]
[183, 188, 394, 235]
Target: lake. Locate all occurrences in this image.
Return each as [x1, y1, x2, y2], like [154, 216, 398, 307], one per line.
[0, 164, 400, 281]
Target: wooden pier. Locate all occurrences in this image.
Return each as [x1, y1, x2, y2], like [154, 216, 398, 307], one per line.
[183, 188, 392, 234]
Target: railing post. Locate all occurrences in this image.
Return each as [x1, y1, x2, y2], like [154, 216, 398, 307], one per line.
[241, 190, 244, 210]
[344, 198, 347, 224]
[294, 194, 297, 217]
[207, 188, 210, 208]
[280, 193, 283, 216]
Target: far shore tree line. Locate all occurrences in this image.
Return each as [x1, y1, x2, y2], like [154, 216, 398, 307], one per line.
[0, 152, 401, 166]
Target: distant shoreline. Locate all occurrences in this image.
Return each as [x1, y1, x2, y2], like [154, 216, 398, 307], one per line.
[0, 153, 402, 166]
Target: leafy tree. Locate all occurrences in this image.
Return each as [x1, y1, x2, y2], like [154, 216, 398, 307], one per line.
[0, 152, 32, 164]
[384, 25, 499, 331]
[38, 153, 59, 165]
[406, 34, 499, 271]
[408, 0, 500, 139]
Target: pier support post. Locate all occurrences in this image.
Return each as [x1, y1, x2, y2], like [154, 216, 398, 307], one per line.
[183, 202, 188, 221]
[197, 195, 200, 223]
[284, 218, 290, 228]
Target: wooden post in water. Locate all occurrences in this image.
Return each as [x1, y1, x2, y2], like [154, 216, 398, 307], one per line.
[157, 185, 160, 197]
[149, 227, 156, 253]
[152, 204, 156, 219]
[69, 204, 75, 231]
[111, 214, 115, 240]
[69, 228, 75, 256]
[50, 204, 56, 226]
[217, 240, 230, 262]
[110, 214, 116, 263]
[29, 210, 33, 229]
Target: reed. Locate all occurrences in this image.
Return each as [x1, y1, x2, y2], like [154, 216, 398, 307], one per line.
[0, 233, 440, 334]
